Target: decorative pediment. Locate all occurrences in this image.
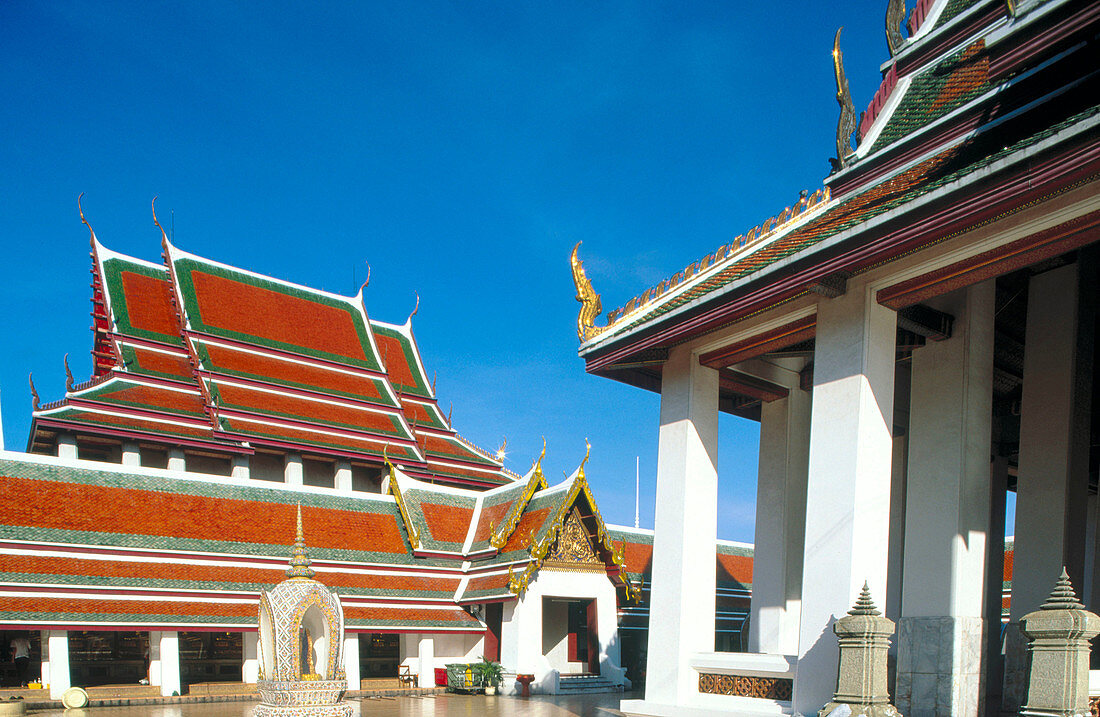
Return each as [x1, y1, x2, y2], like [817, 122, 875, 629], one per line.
[544, 510, 603, 570]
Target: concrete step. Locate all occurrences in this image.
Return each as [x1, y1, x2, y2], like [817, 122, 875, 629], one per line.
[558, 675, 621, 694]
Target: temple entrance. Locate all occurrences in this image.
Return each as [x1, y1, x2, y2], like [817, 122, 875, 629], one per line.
[357, 633, 399, 679]
[179, 632, 242, 686]
[543, 597, 599, 675]
[68, 631, 147, 687]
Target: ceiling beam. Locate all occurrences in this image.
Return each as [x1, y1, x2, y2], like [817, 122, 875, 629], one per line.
[699, 315, 817, 369]
[718, 369, 789, 403]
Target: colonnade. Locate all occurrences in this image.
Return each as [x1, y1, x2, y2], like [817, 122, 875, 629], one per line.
[632, 260, 1097, 716]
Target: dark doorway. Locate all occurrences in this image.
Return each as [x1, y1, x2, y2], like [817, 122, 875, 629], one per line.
[484, 603, 503, 662]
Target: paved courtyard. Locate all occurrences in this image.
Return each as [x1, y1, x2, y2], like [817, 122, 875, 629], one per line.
[27, 692, 633, 716]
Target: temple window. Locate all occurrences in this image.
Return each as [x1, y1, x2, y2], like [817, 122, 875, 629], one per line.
[303, 457, 335, 489]
[185, 452, 232, 476]
[140, 446, 168, 469]
[250, 451, 285, 482]
[77, 439, 121, 464]
[351, 463, 383, 493]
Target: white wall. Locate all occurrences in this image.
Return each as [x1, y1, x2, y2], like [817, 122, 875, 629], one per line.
[498, 569, 623, 694]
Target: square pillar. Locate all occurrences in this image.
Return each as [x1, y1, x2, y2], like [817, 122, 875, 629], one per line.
[641, 344, 719, 705]
[343, 633, 360, 689]
[793, 285, 897, 715]
[242, 631, 259, 684]
[1005, 261, 1094, 709]
[285, 454, 304, 486]
[896, 282, 995, 717]
[122, 442, 141, 466]
[159, 631, 181, 697]
[167, 449, 186, 472]
[417, 635, 435, 688]
[749, 385, 810, 656]
[57, 434, 77, 460]
[232, 456, 250, 480]
[46, 631, 70, 700]
[335, 461, 353, 492]
[149, 630, 162, 687]
[984, 456, 1009, 712]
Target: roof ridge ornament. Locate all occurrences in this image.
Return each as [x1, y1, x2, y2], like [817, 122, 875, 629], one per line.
[77, 192, 95, 246]
[406, 293, 419, 325]
[886, 0, 908, 56]
[286, 503, 316, 579]
[360, 261, 371, 294]
[578, 438, 591, 480]
[29, 373, 39, 411]
[571, 242, 604, 342]
[64, 353, 74, 391]
[151, 196, 169, 245]
[830, 27, 858, 173]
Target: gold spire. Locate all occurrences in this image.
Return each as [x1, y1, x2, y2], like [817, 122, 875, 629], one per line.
[286, 503, 315, 579]
[831, 28, 857, 172]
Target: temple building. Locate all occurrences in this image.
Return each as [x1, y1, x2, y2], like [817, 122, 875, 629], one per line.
[571, 0, 1100, 715]
[0, 232, 756, 698]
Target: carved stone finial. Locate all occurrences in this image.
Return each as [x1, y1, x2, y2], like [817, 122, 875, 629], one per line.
[850, 581, 882, 616]
[830, 28, 858, 172]
[886, 0, 907, 56]
[286, 503, 315, 579]
[1041, 567, 1085, 610]
[571, 242, 604, 342]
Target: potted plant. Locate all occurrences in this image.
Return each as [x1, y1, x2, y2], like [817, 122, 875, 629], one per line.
[474, 657, 503, 695]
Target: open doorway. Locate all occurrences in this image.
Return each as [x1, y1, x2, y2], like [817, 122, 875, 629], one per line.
[543, 597, 599, 675]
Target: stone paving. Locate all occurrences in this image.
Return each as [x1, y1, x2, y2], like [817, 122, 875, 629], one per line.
[22, 691, 632, 716]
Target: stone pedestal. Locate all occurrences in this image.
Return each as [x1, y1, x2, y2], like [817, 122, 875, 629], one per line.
[1019, 570, 1100, 717]
[819, 585, 901, 717]
[895, 616, 984, 716]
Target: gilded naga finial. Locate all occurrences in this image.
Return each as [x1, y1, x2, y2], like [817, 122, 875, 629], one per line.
[152, 196, 169, 245]
[77, 192, 95, 245]
[29, 373, 39, 411]
[886, 0, 907, 56]
[830, 28, 858, 172]
[578, 438, 591, 479]
[286, 503, 315, 579]
[64, 353, 74, 391]
[570, 242, 604, 342]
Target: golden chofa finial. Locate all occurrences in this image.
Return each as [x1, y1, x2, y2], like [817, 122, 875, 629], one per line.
[570, 242, 604, 342]
[29, 373, 40, 411]
[578, 438, 591, 479]
[286, 503, 315, 579]
[496, 436, 508, 462]
[359, 261, 371, 294]
[77, 192, 95, 245]
[831, 28, 858, 173]
[407, 293, 420, 323]
[152, 196, 168, 244]
[532, 437, 547, 477]
[64, 353, 74, 391]
[886, 0, 907, 56]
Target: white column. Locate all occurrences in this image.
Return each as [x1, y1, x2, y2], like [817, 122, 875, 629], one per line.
[1013, 263, 1091, 614]
[242, 631, 259, 684]
[1005, 262, 1093, 710]
[642, 344, 719, 705]
[749, 386, 810, 656]
[232, 455, 250, 480]
[121, 442, 141, 466]
[417, 635, 435, 688]
[285, 454, 304, 486]
[343, 633, 360, 690]
[793, 285, 897, 715]
[46, 631, 70, 700]
[985, 456, 1009, 713]
[335, 461, 353, 492]
[167, 449, 186, 472]
[896, 282, 994, 717]
[57, 434, 77, 459]
[159, 632, 181, 697]
[148, 630, 162, 687]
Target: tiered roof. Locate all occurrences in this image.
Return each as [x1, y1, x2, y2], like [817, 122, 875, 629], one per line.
[31, 234, 514, 488]
[575, 0, 1100, 374]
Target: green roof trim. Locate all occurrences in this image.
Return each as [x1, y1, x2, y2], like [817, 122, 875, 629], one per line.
[172, 257, 383, 372]
[371, 323, 431, 397]
[101, 257, 183, 346]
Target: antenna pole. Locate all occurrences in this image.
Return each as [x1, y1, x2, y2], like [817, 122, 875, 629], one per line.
[634, 456, 640, 529]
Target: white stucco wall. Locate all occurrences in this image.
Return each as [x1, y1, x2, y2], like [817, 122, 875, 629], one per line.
[498, 568, 624, 694]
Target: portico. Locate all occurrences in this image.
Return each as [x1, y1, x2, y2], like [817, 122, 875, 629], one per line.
[573, 2, 1100, 713]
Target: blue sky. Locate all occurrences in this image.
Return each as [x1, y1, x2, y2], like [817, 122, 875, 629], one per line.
[1, 2, 925, 542]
